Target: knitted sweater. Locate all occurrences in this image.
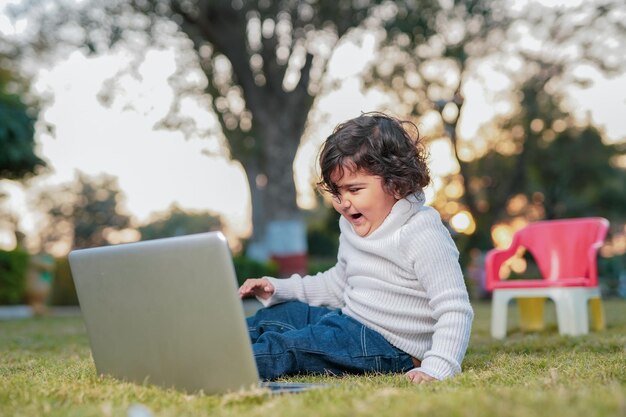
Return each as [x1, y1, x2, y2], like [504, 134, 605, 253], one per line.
[260, 193, 474, 380]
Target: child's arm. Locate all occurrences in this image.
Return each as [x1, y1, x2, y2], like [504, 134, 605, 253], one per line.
[405, 211, 474, 381]
[236, 258, 346, 307]
[258, 260, 347, 308]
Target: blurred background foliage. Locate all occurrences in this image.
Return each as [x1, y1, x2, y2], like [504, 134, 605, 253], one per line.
[0, 248, 28, 304]
[0, 64, 45, 181]
[35, 172, 133, 253]
[138, 205, 222, 241]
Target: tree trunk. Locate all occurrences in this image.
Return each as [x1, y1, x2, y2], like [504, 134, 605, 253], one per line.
[173, 1, 316, 274]
[243, 119, 308, 276]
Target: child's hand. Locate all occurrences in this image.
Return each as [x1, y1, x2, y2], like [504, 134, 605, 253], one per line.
[406, 369, 436, 384]
[238, 278, 275, 300]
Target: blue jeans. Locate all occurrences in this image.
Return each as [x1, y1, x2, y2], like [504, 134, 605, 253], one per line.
[247, 301, 414, 380]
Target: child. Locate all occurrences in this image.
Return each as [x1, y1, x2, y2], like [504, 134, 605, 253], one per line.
[239, 112, 473, 384]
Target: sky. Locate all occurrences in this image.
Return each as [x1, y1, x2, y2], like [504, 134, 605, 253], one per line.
[1, 0, 625, 252]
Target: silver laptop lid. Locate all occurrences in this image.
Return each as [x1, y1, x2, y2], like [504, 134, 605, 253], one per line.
[69, 232, 260, 394]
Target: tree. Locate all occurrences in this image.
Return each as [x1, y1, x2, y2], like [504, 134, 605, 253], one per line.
[0, 64, 45, 180]
[364, 0, 511, 207]
[7, 0, 444, 269]
[138, 204, 222, 241]
[364, 1, 626, 242]
[430, 66, 626, 254]
[0, 59, 46, 248]
[36, 172, 133, 253]
[490, 62, 626, 222]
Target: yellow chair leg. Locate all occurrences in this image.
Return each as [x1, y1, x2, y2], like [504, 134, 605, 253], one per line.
[518, 297, 546, 332]
[589, 297, 605, 331]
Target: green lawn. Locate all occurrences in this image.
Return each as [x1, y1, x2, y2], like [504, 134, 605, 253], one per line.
[1, 300, 625, 417]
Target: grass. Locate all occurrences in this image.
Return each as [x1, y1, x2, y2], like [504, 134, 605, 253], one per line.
[1, 300, 625, 417]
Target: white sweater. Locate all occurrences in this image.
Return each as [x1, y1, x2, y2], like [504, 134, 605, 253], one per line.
[260, 193, 474, 380]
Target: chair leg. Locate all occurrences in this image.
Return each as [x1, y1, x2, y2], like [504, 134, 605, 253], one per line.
[589, 297, 605, 331]
[491, 291, 510, 339]
[553, 291, 572, 335]
[555, 289, 590, 336]
[517, 297, 546, 332]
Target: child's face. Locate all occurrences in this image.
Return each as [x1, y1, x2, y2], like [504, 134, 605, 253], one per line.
[330, 167, 399, 237]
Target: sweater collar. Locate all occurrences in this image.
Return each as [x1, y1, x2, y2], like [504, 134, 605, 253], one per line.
[339, 192, 425, 240]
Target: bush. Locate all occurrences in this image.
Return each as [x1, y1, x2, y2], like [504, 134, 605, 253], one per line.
[307, 258, 336, 275]
[306, 202, 340, 258]
[307, 228, 339, 258]
[232, 256, 279, 286]
[50, 256, 79, 306]
[0, 249, 29, 304]
[599, 254, 626, 297]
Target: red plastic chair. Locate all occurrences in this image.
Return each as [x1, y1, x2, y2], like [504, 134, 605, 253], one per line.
[486, 217, 609, 338]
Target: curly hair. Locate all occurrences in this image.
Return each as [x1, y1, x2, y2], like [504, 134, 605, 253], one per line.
[318, 112, 430, 199]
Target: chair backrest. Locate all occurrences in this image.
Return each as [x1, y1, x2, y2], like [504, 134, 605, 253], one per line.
[515, 217, 609, 285]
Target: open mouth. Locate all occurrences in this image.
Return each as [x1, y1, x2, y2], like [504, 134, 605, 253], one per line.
[350, 213, 363, 221]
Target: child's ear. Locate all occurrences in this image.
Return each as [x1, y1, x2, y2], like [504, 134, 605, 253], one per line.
[385, 182, 402, 199]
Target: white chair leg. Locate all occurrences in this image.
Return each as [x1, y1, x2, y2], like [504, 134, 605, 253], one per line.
[553, 291, 571, 335]
[491, 291, 510, 339]
[492, 287, 601, 339]
[569, 289, 591, 336]
[555, 289, 590, 336]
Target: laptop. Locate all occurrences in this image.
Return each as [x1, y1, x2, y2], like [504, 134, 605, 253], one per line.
[69, 232, 324, 394]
